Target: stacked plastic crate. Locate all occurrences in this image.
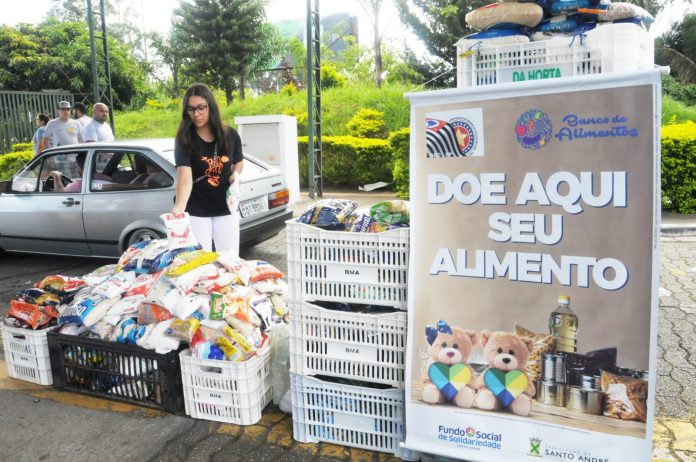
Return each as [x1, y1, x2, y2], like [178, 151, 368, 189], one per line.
[286, 219, 417, 460]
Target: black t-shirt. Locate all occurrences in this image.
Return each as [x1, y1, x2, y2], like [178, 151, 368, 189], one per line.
[174, 128, 244, 217]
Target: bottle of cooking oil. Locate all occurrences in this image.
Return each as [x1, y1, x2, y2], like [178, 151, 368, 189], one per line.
[548, 295, 578, 353]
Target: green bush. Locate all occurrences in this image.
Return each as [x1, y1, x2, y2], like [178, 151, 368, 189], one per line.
[298, 135, 393, 187]
[662, 75, 696, 107]
[321, 65, 347, 89]
[346, 108, 386, 138]
[662, 121, 696, 213]
[0, 150, 32, 181]
[389, 128, 410, 199]
[12, 142, 32, 152]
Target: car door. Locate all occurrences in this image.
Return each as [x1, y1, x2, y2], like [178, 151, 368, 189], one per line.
[0, 150, 90, 255]
[82, 149, 176, 257]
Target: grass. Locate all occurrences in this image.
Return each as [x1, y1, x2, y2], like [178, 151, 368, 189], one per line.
[113, 83, 695, 140]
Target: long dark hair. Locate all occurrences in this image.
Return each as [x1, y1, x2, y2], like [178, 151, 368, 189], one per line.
[175, 83, 229, 155]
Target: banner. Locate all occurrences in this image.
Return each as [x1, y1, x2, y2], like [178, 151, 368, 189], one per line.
[404, 70, 661, 461]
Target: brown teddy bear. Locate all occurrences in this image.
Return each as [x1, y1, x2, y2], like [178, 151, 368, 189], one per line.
[473, 330, 536, 416]
[421, 320, 477, 408]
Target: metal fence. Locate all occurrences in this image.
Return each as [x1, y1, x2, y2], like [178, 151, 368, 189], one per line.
[0, 91, 74, 152]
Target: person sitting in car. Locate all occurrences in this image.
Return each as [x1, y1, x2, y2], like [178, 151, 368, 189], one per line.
[48, 153, 111, 192]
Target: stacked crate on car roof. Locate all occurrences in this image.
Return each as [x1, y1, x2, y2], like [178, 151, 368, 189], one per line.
[285, 218, 418, 460]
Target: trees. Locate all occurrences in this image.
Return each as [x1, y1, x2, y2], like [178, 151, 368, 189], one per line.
[356, 0, 386, 87]
[656, 13, 696, 84]
[0, 20, 146, 108]
[394, 0, 488, 67]
[172, 0, 267, 103]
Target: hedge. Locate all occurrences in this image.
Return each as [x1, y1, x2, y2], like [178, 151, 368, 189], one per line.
[0, 149, 33, 181]
[389, 128, 410, 199]
[298, 135, 393, 187]
[662, 121, 696, 213]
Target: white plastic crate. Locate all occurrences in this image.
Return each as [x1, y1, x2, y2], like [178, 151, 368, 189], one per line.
[291, 373, 418, 460]
[289, 300, 407, 388]
[1, 323, 54, 385]
[286, 220, 409, 308]
[457, 23, 654, 88]
[180, 348, 272, 425]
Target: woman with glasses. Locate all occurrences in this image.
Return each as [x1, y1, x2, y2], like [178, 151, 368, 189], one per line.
[172, 83, 244, 254]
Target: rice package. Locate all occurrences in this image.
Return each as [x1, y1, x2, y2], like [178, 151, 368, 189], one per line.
[466, 3, 544, 31]
[161, 212, 199, 250]
[244, 260, 284, 283]
[226, 179, 241, 214]
[93, 271, 137, 298]
[83, 264, 118, 287]
[297, 199, 358, 230]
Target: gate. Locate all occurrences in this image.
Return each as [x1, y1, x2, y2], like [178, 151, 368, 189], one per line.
[0, 91, 74, 152]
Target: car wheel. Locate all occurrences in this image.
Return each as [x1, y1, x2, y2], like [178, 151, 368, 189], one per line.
[126, 228, 163, 248]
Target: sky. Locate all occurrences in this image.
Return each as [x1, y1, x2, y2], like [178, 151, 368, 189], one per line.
[1, 0, 694, 50]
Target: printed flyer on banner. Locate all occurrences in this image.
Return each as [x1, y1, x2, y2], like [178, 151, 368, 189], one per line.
[404, 70, 661, 462]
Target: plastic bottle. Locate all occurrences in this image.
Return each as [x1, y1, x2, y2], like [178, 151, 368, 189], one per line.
[548, 295, 578, 353]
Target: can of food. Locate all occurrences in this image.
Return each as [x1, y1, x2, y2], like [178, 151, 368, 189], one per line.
[536, 380, 567, 407]
[542, 354, 566, 383]
[566, 386, 605, 415]
[566, 365, 586, 386]
[580, 374, 601, 390]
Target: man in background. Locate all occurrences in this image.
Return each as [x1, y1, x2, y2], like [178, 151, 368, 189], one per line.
[38, 101, 83, 153]
[83, 103, 114, 142]
[72, 102, 92, 131]
[32, 113, 50, 157]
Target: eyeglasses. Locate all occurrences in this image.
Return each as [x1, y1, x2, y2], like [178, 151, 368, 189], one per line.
[186, 104, 208, 115]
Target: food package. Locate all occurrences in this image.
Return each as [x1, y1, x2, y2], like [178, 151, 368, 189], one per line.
[167, 263, 219, 295]
[137, 302, 173, 325]
[537, 0, 591, 15]
[297, 199, 358, 230]
[137, 319, 180, 354]
[465, 2, 544, 31]
[161, 212, 199, 250]
[165, 250, 219, 277]
[125, 272, 162, 298]
[165, 318, 200, 342]
[114, 318, 146, 344]
[7, 300, 56, 330]
[463, 28, 531, 46]
[584, 2, 654, 25]
[93, 271, 137, 298]
[107, 295, 144, 317]
[601, 370, 648, 422]
[15, 288, 61, 307]
[117, 240, 149, 271]
[514, 324, 556, 381]
[59, 295, 120, 327]
[226, 179, 241, 214]
[217, 336, 244, 361]
[348, 213, 388, 233]
[369, 200, 410, 226]
[35, 275, 86, 293]
[244, 261, 284, 283]
[82, 264, 118, 287]
[122, 239, 198, 274]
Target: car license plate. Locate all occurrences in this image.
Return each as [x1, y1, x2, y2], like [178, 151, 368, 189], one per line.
[239, 197, 266, 218]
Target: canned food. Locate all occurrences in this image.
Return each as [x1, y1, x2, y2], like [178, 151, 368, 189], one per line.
[580, 374, 601, 390]
[542, 353, 566, 383]
[566, 386, 605, 415]
[536, 380, 567, 407]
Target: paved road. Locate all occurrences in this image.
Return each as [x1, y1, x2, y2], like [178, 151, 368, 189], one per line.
[0, 214, 694, 461]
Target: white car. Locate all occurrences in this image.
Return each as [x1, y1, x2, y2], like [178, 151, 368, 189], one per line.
[0, 139, 292, 258]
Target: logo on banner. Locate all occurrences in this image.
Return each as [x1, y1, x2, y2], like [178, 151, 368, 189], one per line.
[426, 117, 478, 158]
[528, 437, 542, 457]
[514, 109, 553, 150]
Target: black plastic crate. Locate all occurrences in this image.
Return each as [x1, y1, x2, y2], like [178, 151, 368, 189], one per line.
[47, 331, 184, 413]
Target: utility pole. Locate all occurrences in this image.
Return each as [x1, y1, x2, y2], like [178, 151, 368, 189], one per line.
[87, 0, 115, 131]
[306, 0, 322, 199]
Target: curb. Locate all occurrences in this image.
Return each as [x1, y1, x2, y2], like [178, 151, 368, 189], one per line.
[661, 226, 696, 237]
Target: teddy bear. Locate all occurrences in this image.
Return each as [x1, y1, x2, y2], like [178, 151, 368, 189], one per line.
[473, 330, 536, 416]
[421, 320, 478, 408]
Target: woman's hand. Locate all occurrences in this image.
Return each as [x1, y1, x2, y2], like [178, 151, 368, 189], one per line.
[171, 205, 185, 215]
[229, 170, 240, 184]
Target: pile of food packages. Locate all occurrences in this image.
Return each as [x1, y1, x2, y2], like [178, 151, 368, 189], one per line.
[297, 199, 410, 232]
[4, 213, 288, 363]
[514, 323, 648, 422]
[463, 0, 654, 45]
